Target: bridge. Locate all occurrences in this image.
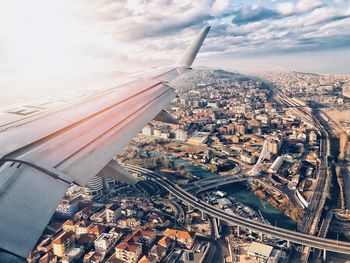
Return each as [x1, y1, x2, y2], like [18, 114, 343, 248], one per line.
[122, 163, 350, 257]
[248, 139, 269, 176]
[183, 174, 247, 194]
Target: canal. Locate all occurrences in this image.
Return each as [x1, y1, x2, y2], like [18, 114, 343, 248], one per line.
[166, 154, 297, 230]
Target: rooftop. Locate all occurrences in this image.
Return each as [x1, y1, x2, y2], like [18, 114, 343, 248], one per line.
[52, 231, 74, 245]
[248, 242, 273, 258]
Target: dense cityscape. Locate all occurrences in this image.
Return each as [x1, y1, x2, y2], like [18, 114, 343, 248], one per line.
[26, 69, 350, 263]
[1, 0, 350, 262]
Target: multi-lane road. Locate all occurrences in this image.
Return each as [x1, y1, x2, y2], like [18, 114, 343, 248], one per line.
[123, 164, 350, 255]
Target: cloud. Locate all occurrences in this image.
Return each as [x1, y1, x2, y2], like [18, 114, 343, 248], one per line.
[334, 0, 349, 3]
[277, 0, 323, 16]
[231, 0, 324, 26]
[0, 0, 349, 82]
[88, 0, 214, 41]
[232, 5, 279, 25]
[210, 0, 230, 16]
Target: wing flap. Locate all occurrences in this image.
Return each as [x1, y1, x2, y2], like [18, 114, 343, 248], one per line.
[0, 164, 69, 258]
[97, 160, 138, 185]
[154, 109, 178, 124]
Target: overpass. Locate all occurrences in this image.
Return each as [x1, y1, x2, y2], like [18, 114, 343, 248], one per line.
[122, 163, 350, 256]
[183, 174, 247, 194]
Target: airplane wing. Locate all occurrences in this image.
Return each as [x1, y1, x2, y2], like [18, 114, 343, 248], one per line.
[0, 26, 210, 259]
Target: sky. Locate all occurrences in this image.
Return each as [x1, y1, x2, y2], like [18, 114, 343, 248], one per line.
[0, 0, 350, 98]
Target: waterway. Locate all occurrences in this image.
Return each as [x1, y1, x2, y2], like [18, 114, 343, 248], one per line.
[147, 150, 215, 179]
[168, 156, 216, 179]
[220, 183, 296, 230]
[159, 152, 297, 230]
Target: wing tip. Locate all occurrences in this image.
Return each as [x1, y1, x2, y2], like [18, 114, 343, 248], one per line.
[176, 26, 210, 68]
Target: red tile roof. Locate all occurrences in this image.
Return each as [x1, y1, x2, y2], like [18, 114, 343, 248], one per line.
[52, 231, 74, 245]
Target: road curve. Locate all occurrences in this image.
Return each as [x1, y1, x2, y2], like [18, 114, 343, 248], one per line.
[123, 164, 350, 255]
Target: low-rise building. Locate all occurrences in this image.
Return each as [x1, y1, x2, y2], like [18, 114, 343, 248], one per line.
[117, 217, 141, 229]
[142, 125, 153, 136]
[76, 220, 92, 236]
[74, 207, 94, 221]
[62, 220, 76, 233]
[138, 255, 157, 263]
[240, 153, 256, 164]
[89, 224, 106, 237]
[187, 132, 210, 145]
[105, 203, 122, 223]
[150, 236, 174, 262]
[247, 242, 281, 263]
[175, 129, 188, 141]
[52, 231, 74, 258]
[94, 232, 119, 254]
[247, 242, 273, 262]
[114, 242, 142, 263]
[163, 229, 195, 249]
[62, 246, 84, 263]
[83, 251, 104, 263]
[268, 156, 285, 174]
[55, 199, 79, 219]
[39, 251, 58, 263]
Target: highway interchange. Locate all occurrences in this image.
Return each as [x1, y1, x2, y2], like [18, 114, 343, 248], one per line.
[123, 163, 350, 256]
[119, 90, 350, 259]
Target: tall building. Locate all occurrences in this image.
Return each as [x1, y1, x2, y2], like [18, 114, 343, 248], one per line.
[83, 176, 104, 200]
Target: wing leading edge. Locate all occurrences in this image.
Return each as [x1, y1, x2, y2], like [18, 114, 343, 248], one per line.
[0, 26, 210, 259]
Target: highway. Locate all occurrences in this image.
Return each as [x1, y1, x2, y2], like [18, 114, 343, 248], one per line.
[183, 174, 247, 194]
[123, 164, 350, 255]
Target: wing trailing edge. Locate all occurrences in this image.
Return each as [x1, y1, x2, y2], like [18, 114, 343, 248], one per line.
[153, 109, 178, 124]
[97, 160, 138, 185]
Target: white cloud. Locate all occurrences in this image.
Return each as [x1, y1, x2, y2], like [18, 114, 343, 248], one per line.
[277, 0, 322, 15]
[296, 0, 323, 13]
[210, 0, 230, 16]
[126, 0, 146, 14]
[0, 0, 349, 89]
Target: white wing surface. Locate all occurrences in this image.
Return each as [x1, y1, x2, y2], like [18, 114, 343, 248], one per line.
[0, 26, 210, 259]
